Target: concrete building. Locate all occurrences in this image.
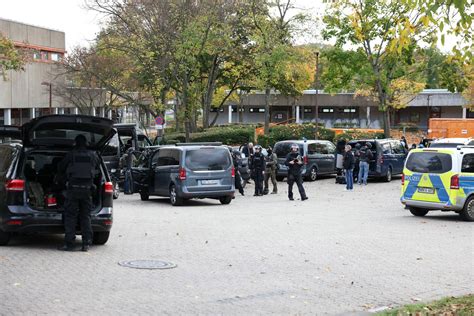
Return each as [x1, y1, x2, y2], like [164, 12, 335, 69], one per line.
[217, 89, 470, 131]
[0, 18, 74, 125]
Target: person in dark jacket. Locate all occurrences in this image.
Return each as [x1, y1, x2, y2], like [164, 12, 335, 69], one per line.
[357, 142, 373, 185]
[335, 139, 346, 183]
[343, 145, 355, 191]
[264, 146, 278, 194]
[57, 134, 100, 252]
[285, 144, 308, 201]
[353, 143, 361, 182]
[249, 145, 265, 196]
[229, 147, 244, 196]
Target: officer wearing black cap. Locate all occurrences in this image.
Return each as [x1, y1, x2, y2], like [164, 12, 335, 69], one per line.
[250, 145, 265, 196]
[58, 134, 100, 251]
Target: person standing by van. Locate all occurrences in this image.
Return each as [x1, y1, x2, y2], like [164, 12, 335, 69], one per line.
[343, 145, 355, 191]
[264, 146, 278, 194]
[250, 145, 265, 196]
[285, 144, 308, 201]
[229, 147, 245, 196]
[58, 134, 100, 252]
[357, 142, 373, 185]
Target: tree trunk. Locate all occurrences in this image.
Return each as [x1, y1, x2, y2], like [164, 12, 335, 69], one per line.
[203, 55, 219, 129]
[183, 73, 191, 142]
[264, 88, 271, 134]
[238, 93, 244, 123]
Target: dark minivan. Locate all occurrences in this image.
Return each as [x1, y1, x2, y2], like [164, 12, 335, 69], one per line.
[133, 144, 235, 206]
[0, 115, 116, 246]
[348, 139, 407, 182]
[274, 140, 336, 181]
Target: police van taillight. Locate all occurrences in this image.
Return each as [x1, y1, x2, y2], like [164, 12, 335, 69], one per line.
[450, 175, 460, 190]
[231, 166, 235, 178]
[5, 179, 25, 192]
[401, 173, 405, 185]
[179, 168, 186, 180]
[104, 182, 114, 194]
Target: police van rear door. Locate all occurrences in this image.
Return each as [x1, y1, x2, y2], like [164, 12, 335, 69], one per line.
[22, 115, 116, 150]
[403, 149, 453, 204]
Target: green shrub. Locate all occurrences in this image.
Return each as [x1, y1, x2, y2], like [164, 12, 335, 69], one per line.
[333, 130, 385, 142]
[257, 123, 335, 147]
[191, 126, 254, 145]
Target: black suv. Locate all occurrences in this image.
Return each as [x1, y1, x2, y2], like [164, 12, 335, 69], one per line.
[0, 115, 116, 246]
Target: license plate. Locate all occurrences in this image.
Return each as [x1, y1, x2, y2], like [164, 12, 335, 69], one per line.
[417, 187, 435, 194]
[201, 180, 219, 185]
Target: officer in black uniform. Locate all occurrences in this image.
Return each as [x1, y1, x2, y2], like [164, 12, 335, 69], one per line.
[285, 144, 308, 201]
[228, 147, 244, 196]
[250, 145, 265, 196]
[58, 134, 100, 252]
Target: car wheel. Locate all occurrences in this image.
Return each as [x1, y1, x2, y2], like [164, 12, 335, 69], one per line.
[409, 207, 429, 217]
[306, 167, 318, 182]
[92, 231, 110, 245]
[169, 185, 183, 206]
[384, 167, 392, 182]
[276, 176, 285, 182]
[219, 196, 232, 205]
[140, 190, 149, 201]
[113, 181, 120, 199]
[460, 196, 474, 221]
[0, 229, 11, 246]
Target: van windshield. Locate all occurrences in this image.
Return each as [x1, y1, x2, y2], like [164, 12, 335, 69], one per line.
[185, 148, 231, 171]
[274, 143, 304, 158]
[406, 152, 452, 174]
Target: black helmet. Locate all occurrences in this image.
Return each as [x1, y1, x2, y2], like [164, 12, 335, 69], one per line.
[74, 134, 87, 147]
[254, 145, 262, 152]
[366, 142, 372, 148]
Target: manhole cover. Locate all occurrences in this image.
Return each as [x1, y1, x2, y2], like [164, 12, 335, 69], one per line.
[118, 260, 177, 270]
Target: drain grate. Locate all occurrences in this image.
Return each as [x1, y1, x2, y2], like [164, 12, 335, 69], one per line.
[118, 260, 177, 270]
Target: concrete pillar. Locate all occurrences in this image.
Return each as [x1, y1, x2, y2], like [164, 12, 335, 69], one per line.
[91, 107, 96, 116]
[4, 109, 11, 125]
[296, 106, 301, 124]
[30, 108, 36, 119]
[463, 107, 467, 119]
[366, 106, 371, 128]
[58, 108, 65, 115]
[228, 105, 232, 124]
[107, 109, 112, 119]
[74, 108, 79, 115]
[99, 107, 105, 117]
[53, 108, 59, 115]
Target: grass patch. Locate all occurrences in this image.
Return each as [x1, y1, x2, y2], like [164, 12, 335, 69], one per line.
[377, 294, 474, 315]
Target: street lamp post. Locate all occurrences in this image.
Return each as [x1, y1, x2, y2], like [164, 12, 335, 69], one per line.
[314, 51, 320, 139]
[41, 82, 52, 114]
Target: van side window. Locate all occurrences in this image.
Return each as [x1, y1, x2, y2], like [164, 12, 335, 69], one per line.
[0, 147, 12, 174]
[157, 149, 180, 166]
[381, 143, 391, 154]
[313, 143, 328, 154]
[461, 154, 474, 173]
[326, 143, 336, 154]
[150, 151, 160, 167]
[308, 143, 317, 155]
[391, 141, 405, 154]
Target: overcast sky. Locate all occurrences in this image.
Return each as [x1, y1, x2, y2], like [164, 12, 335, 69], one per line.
[0, 0, 456, 51]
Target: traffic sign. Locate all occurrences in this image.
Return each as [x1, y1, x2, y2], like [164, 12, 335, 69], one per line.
[155, 116, 164, 125]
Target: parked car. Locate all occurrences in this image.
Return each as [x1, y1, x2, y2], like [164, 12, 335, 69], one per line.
[132, 143, 235, 206]
[0, 115, 116, 246]
[348, 139, 407, 182]
[401, 146, 474, 221]
[273, 140, 337, 181]
[429, 138, 474, 148]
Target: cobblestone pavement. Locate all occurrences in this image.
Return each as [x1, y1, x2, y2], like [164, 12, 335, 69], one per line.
[1, 177, 473, 315]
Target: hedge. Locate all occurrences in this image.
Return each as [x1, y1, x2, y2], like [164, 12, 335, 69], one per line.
[161, 126, 254, 145]
[257, 123, 335, 147]
[333, 130, 385, 142]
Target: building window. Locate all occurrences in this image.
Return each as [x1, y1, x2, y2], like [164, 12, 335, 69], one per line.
[210, 107, 224, 113]
[33, 51, 41, 60]
[341, 107, 357, 113]
[41, 51, 49, 60]
[303, 108, 313, 113]
[249, 108, 265, 113]
[231, 106, 245, 113]
[51, 53, 62, 62]
[410, 112, 420, 123]
[319, 107, 334, 113]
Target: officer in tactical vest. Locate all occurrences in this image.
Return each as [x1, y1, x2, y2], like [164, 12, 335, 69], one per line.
[58, 134, 100, 251]
[285, 144, 308, 201]
[249, 145, 265, 196]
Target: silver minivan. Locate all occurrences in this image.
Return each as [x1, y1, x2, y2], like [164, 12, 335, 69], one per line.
[133, 144, 235, 206]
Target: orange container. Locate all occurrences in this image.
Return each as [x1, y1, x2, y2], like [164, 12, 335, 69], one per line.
[428, 118, 474, 138]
